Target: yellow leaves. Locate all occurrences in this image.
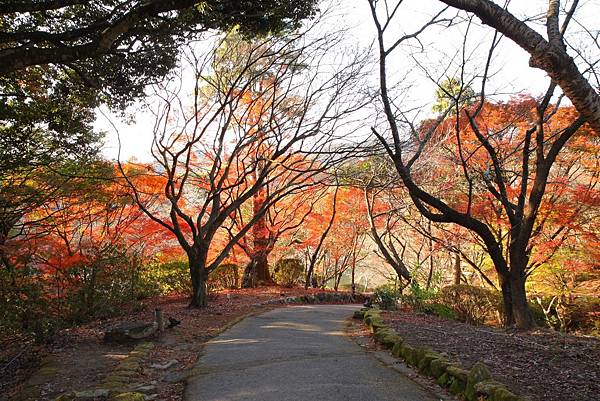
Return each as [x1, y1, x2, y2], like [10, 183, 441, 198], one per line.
[195, 2, 210, 14]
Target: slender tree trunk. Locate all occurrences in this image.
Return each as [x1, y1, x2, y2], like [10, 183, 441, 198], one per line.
[305, 186, 338, 289]
[351, 256, 356, 296]
[453, 250, 461, 285]
[426, 221, 434, 289]
[334, 269, 341, 291]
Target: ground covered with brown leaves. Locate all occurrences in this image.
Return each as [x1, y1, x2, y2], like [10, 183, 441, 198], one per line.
[382, 310, 600, 401]
[2, 286, 341, 401]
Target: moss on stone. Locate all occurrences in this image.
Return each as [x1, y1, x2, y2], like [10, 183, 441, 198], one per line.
[118, 361, 140, 371]
[103, 380, 128, 390]
[429, 358, 451, 378]
[449, 376, 466, 395]
[446, 365, 468, 381]
[382, 334, 401, 349]
[446, 365, 468, 395]
[412, 347, 431, 367]
[474, 378, 503, 396]
[465, 362, 492, 401]
[391, 341, 403, 357]
[418, 352, 441, 376]
[134, 342, 154, 351]
[112, 369, 137, 377]
[437, 372, 449, 387]
[54, 393, 75, 401]
[107, 375, 137, 383]
[401, 344, 418, 366]
[374, 327, 393, 342]
[492, 386, 521, 401]
[111, 392, 145, 401]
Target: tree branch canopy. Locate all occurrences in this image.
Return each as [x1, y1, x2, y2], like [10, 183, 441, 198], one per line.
[438, 0, 600, 134]
[0, 0, 319, 76]
[0, 0, 89, 14]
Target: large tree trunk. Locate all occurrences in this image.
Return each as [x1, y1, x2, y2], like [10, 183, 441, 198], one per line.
[498, 273, 514, 327]
[242, 250, 274, 288]
[242, 177, 273, 288]
[496, 265, 533, 329]
[508, 247, 534, 329]
[510, 271, 532, 329]
[188, 249, 208, 307]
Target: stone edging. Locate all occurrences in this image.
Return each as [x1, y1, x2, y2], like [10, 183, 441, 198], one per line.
[354, 308, 530, 401]
[55, 342, 156, 401]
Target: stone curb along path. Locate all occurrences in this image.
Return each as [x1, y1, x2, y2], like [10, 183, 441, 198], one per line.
[55, 342, 156, 401]
[354, 308, 531, 401]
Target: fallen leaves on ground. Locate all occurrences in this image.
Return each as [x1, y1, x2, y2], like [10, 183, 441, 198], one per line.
[2, 286, 344, 401]
[382, 310, 600, 401]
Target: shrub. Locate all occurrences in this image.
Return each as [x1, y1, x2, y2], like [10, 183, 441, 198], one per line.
[423, 302, 457, 320]
[400, 280, 438, 312]
[273, 258, 304, 287]
[570, 296, 600, 333]
[139, 259, 190, 298]
[209, 263, 240, 291]
[439, 284, 501, 325]
[534, 295, 600, 334]
[373, 284, 402, 310]
[1, 246, 150, 342]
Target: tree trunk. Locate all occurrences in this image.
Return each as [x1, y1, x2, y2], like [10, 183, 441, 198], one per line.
[510, 272, 532, 329]
[487, 247, 533, 329]
[508, 251, 534, 329]
[242, 178, 273, 288]
[453, 251, 461, 285]
[306, 186, 338, 289]
[242, 250, 273, 288]
[498, 273, 514, 327]
[188, 250, 208, 307]
[426, 222, 434, 289]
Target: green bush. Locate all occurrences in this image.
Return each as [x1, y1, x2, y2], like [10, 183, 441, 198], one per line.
[0, 267, 60, 343]
[273, 258, 304, 287]
[139, 259, 190, 298]
[209, 263, 240, 291]
[373, 284, 402, 310]
[423, 302, 457, 320]
[400, 280, 438, 312]
[439, 284, 501, 325]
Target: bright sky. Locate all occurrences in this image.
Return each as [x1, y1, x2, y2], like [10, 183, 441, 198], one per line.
[96, 0, 595, 162]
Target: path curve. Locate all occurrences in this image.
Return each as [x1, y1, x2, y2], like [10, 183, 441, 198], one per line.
[185, 304, 439, 401]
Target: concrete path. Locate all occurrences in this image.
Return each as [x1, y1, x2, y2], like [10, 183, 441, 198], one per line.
[185, 305, 439, 401]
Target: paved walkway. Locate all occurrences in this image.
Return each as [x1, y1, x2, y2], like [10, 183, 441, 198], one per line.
[185, 304, 439, 401]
